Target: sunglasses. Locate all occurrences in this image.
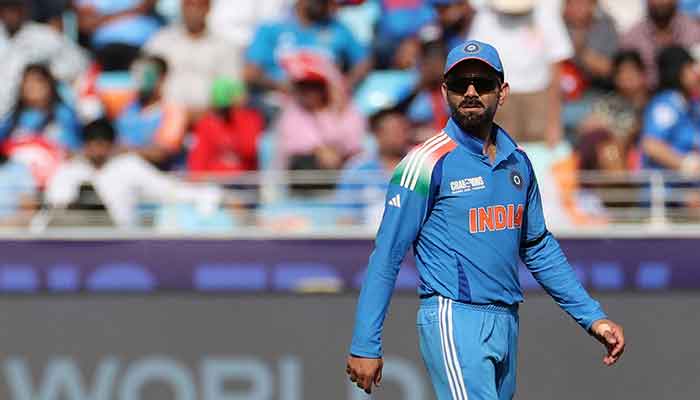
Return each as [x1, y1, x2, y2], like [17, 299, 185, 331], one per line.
[444, 77, 500, 94]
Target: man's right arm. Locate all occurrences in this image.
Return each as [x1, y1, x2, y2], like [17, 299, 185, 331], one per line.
[349, 155, 433, 358]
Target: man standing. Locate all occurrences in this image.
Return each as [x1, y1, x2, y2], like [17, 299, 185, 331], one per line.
[345, 40, 625, 399]
[145, 0, 241, 120]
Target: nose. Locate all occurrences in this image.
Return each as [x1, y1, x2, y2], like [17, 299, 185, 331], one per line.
[464, 84, 479, 97]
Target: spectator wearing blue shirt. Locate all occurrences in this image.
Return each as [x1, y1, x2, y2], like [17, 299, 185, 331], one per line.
[641, 46, 700, 174]
[244, 0, 372, 93]
[0, 152, 38, 227]
[336, 101, 412, 227]
[0, 63, 81, 151]
[114, 55, 187, 168]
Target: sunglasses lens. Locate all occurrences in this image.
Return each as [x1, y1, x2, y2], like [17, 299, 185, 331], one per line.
[446, 78, 498, 94]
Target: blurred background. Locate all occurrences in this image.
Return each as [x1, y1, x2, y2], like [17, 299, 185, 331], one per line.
[0, 0, 699, 399]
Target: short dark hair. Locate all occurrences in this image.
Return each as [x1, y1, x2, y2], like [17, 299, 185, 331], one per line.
[656, 45, 694, 92]
[83, 117, 116, 143]
[612, 50, 644, 75]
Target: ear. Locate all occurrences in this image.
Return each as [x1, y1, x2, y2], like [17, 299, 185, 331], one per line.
[441, 83, 448, 100]
[498, 82, 509, 106]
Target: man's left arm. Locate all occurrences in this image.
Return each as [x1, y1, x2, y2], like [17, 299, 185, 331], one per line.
[519, 155, 625, 365]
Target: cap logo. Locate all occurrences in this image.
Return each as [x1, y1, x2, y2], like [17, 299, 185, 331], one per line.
[464, 43, 480, 53]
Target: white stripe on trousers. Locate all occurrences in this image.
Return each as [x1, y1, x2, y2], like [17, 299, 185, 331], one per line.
[438, 297, 469, 400]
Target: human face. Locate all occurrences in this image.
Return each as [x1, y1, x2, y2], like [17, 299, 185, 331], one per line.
[442, 60, 507, 133]
[375, 113, 411, 158]
[435, 2, 471, 31]
[648, 0, 677, 28]
[614, 60, 646, 99]
[181, 0, 209, 34]
[294, 80, 328, 111]
[563, 0, 596, 28]
[0, 3, 25, 36]
[84, 138, 113, 168]
[21, 69, 52, 109]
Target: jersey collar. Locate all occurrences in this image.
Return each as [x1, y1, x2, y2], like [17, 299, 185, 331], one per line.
[443, 117, 518, 169]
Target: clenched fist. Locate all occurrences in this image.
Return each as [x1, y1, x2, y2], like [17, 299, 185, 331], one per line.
[346, 355, 383, 394]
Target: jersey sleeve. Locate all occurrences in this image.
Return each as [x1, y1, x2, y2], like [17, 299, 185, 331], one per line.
[519, 155, 607, 331]
[349, 152, 437, 358]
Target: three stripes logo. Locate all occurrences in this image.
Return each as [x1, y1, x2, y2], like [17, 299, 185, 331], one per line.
[388, 194, 401, 208]
[394, 132, 456, 194]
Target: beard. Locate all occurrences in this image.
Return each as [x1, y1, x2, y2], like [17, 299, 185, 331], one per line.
[649, 5, 676, 29]
[448, 96, 497, 133]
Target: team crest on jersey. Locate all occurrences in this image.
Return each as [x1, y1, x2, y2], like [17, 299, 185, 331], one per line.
[450, 176, 486, 194]
[510, 170, 523, 190]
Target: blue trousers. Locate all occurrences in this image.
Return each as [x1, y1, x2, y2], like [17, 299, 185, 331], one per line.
[417, 295, 519, 400]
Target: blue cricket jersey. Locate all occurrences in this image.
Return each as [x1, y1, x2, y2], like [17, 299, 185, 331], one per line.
[350, 118, 607, 358]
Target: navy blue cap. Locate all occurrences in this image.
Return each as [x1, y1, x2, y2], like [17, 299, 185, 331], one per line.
[443, 40, 504, 81]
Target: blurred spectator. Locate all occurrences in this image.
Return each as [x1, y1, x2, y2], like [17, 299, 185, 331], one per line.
[621, 0, 700, 87]
[75, 0, 161, 49]
[188, 78, 264, 176]
[244, 0, 371, 93]
[336, 101, 412, 227]
[207, 0, 293, 50]
[641, 45, 700, 173]
[114, 55, 187, 167]
[407, 39, 450, 139]
[145, 0, 241, 119]
[0, 64, 81, 186]
[549, 128, 625, 226]
[74, 43, 141, 121]
[0, 64, 81, 150]
[275, 51, 366, 172]
[562, 0, 618, 91]
[29, 0, 70, 29]
[0, 0, 88, 117]
[0, 152, 38, 227]
[427, 0, 475, 50]
[581, 50, 649, 168]
[469, 0, 572, 145]
[46, 117, 222, 228]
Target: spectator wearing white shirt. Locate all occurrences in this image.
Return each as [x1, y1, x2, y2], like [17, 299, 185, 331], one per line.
[0, 0, 88, 117]
[469, 0, 573, 145]
[46, 118, 222, 228]
[145, 0, 241, 120]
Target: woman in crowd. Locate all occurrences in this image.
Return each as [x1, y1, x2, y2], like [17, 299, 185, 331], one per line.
[0, 63, 82, 186]
[0, 63, 81, 151]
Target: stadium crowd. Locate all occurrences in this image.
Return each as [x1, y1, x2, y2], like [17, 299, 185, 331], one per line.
[0, 0, 699, 231]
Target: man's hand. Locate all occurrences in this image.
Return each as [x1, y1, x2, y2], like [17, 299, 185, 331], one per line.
[346, 355, 383, 394]
[590, 319, 625, 366]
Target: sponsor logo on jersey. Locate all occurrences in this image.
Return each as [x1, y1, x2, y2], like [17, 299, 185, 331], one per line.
[468, 204, 524, 233]
[450, 176, 485, 194]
